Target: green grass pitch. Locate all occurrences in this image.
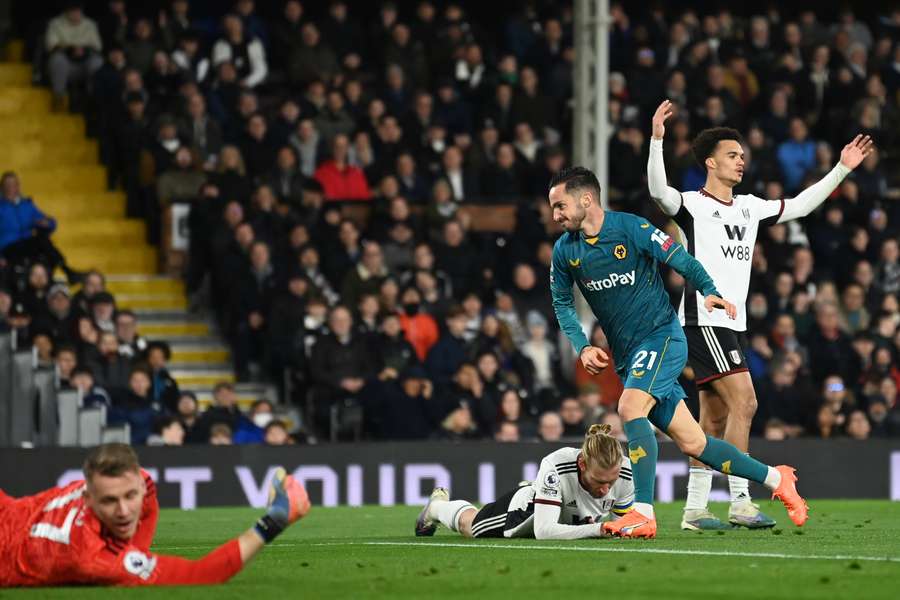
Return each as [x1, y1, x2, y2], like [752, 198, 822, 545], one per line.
[4, 501, 899, 599]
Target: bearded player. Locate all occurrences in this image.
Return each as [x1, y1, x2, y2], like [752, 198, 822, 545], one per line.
[416, 424, 634, 540]
[548, 166, 807, 538]
[648, 100, 873, 530]
[0, 443, 310, 587]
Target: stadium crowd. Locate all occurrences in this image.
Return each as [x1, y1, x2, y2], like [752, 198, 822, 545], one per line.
[1, 0, 899, 445]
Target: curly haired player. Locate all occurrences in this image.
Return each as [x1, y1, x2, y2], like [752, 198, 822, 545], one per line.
[0, 443, 310, 587]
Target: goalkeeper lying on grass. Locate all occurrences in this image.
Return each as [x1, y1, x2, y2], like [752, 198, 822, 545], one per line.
[416, 424, 636, 539]
[0, 443, 310, 587]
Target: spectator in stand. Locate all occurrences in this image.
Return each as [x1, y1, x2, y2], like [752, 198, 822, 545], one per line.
[559, 397, 587, 438]
[538, 411, 564, 442]
[109, 367, 164, 445]
[808, 303, 855, 384]
[45, 2, 103, 109]
[90, 291, 116, 334]
[114, 309, 147, 360]
[0, 172, 83, 284]
[233, 399, 275, 444]
[175, 391, 204, 444]
[264, 420, 292, 445]
[146, 416, 185, 446]
[212, 13, 267, 89]
[89, 331, 132, 394]
[375, 312, 420, 377]
[198, 382, 249, 441]
[845, 409, 872, 440]
[342, 241, 390, 308]
[425, 305, 469, 384]
[233, 241, 280, 381]
[309, 305, 375, 436]
[146, 341, 180, 414]
[36, 283, 77, 346]
[776, 117, 817, 193]
[70, 366, 111, 408]
[370, 366, 437, 440]
[54, 344, 78, 389]
[209, 423, 234, 445]
[314, 133, 372, 200]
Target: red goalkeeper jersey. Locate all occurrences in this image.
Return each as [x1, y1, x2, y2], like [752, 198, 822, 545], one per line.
[0, 471, 242, 587]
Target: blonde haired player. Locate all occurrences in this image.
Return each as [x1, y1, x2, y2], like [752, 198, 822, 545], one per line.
[415, 424, 635, 539]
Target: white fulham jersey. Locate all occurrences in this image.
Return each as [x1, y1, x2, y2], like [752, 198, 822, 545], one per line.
[524, 447, 634, 527]
[673, 189, 784, 331]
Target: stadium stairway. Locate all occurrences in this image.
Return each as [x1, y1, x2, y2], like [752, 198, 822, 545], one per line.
[1, 49, 272, 411]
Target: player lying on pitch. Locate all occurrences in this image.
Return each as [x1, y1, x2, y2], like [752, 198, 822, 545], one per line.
[647, 100, 873, 530]
[0, 443, 310, 587]
[416, 424, 634, 539]
[548, 166, 807, 538]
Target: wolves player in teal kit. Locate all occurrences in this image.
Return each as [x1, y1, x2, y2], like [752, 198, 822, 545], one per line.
[548, 167, 807, 537]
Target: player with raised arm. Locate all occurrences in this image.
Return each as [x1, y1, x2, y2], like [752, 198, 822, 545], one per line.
[547, 166, 807, 538]
[648, 100, 873, 531]
[415, 424, 634, 540]
[0, 443, 310, 587]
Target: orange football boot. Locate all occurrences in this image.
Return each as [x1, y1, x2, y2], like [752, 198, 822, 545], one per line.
[770, 466, 808, 526]
[602, 509, 657, 539]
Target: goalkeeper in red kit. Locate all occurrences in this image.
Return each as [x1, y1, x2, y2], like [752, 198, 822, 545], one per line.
[0, 443, 310, 587]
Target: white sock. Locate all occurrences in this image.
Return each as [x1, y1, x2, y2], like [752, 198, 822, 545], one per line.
[634, 502, 655, 519]
[431, 500, 475, 532]
[764, 467, 782, 491]
[684, 467, 712, 511]
[728, 475, 751, 504]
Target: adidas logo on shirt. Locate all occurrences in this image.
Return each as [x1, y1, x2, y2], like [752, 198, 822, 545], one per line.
[712, 211, 722, 218]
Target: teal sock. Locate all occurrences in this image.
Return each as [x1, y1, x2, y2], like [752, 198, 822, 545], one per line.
[623, 417, 658, 505]
[696, 436, 768, 483]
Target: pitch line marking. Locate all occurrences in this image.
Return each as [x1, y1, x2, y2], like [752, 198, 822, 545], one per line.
[152, 541, 900, 564]
[310, 541, 900, 564]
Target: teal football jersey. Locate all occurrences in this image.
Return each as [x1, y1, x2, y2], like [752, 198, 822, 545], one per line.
[550, 210, 719, 373]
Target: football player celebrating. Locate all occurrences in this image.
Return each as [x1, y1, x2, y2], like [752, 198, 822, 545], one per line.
[547, 166, 807, 538]
[648, 100, 873, 530]
[0, 443, 310, 587]
[416, 424, 634, 539]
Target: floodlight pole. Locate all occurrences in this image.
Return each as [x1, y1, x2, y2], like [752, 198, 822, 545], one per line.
[569, 0, 610, 360]
[573, 0, 610, 209]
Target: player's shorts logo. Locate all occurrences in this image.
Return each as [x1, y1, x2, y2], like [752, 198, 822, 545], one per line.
[631, 369, 645, 378]
[614, 244, 627, 260]
[729, 350, 741, 365]
[721, 460, 732, 475]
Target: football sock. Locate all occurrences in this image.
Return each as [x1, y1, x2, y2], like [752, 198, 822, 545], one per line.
[728, 470, 751, 505]
[764, 467, 782, 490]
[431, 500, 475, 532]
[623, 417, 658, 511]
[685, 467, 713, 511]
[696, 435, 767, 483]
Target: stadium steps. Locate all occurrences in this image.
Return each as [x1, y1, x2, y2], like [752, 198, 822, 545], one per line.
[0, 49, 261, 416]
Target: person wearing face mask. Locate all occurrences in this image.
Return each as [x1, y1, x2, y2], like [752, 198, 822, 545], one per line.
[398, 286, 440, 363]
[233, 400, 276, 444]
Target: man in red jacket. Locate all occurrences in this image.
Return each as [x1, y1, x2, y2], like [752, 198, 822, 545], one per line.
[313, 133, 372, 200]
[0, 443, 309, 587]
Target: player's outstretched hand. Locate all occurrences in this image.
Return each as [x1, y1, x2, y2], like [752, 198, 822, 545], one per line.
[704, 295, 737, 319]
[268, 467, 311, 527]
[580, 346, 609, 375]
[839, 134, 874, 170]
[651, 99, 674, 140]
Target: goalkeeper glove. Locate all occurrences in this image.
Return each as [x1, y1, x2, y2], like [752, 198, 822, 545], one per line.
[254, 467, 311, 543]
